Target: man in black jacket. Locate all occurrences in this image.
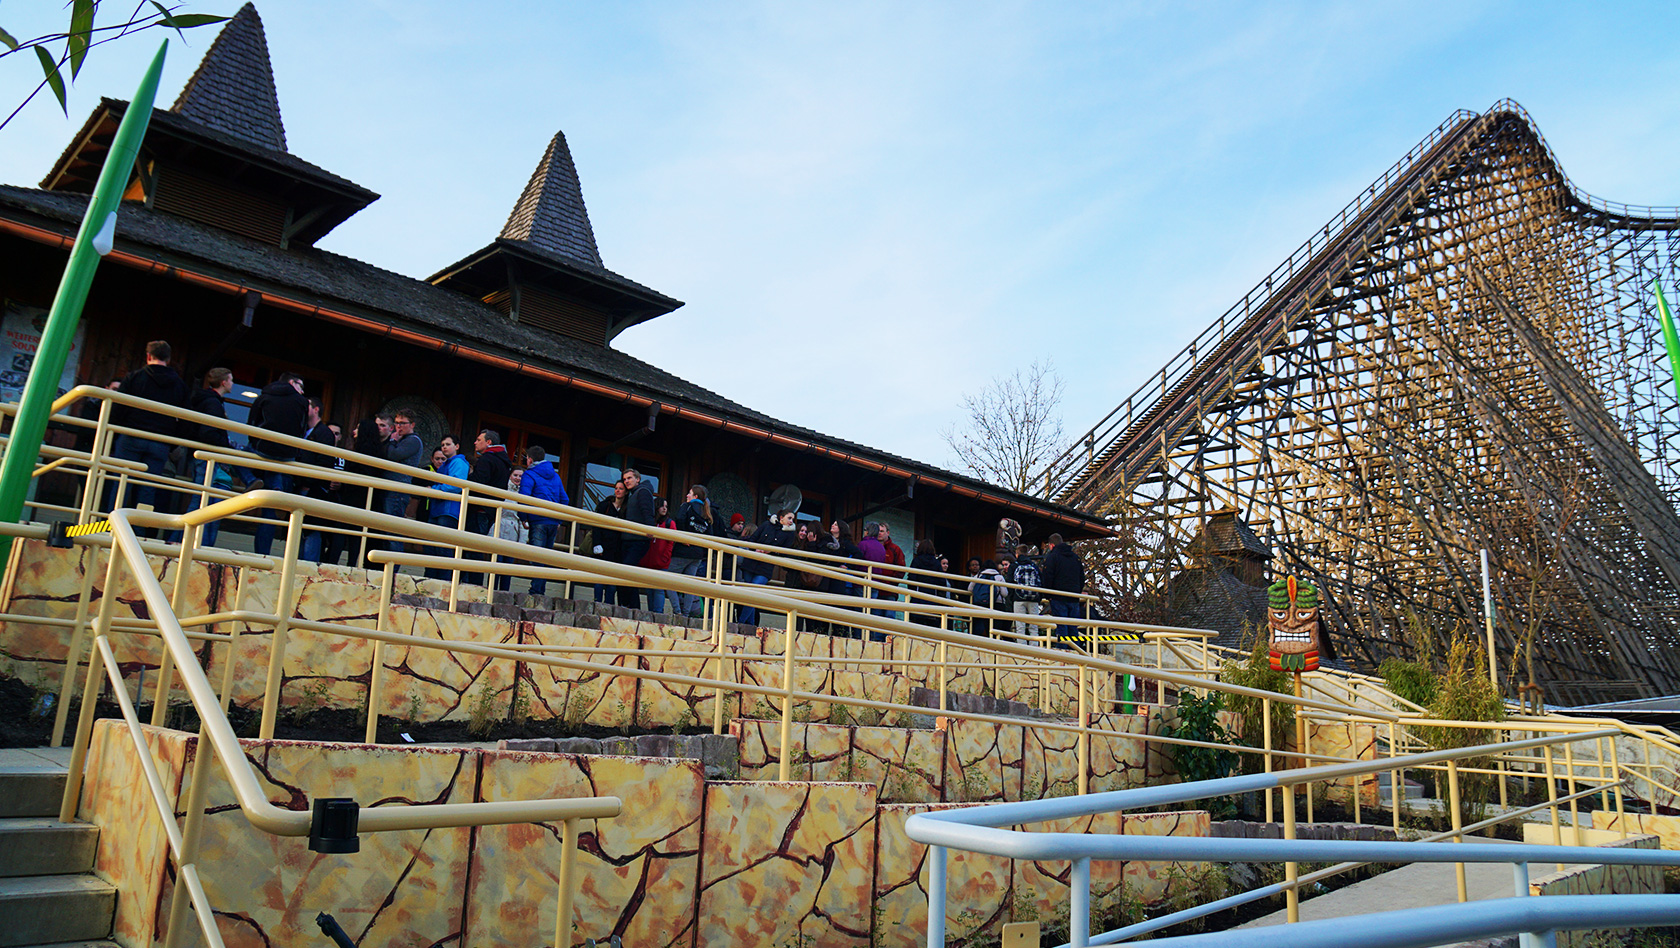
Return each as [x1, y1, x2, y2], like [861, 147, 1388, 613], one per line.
[246, 372, 308, 557]
[172, 367, 240, 546]
[1040, 533, 1087, 642]
[462, 428, 512, 587]
[106, 340, 190, 519]
[618, 467, 656, 609]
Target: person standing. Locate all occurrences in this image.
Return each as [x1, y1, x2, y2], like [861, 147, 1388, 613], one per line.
[669, 485, 714, 618]
[908, 538, 943, 627]
[175, 366, 234, 546]
[106, 340, 190, 520]
[423, 434, 470, 580]
[878, 522, 908, 620]
[736, 509, 796, 626]
[592, 479, 626, 604]
[462, 429, 511, 586]
[857, 522, 891, 627]
[639, 497, 677, 613]
[618, 467, 656, 609]
[383, 411, 424, 524]
[1008, 546, 1045, 639]
[246, 372, 308, 557]
[1041, 533, 1087, 642]
[294, 397, 339, 562]
[518, 445, 569, 595]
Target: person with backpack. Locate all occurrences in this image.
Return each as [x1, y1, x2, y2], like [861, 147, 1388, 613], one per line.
[968, 559, 1008, 637]
[1008, 547, 1045, 639]
[669, 485, 715, 618]
[736, 509, 797, 626]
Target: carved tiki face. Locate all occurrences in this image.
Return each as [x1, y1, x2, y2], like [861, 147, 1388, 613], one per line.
[1267, 575, 1322, 672]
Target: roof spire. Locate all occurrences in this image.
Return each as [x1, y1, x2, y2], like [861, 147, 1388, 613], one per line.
[500, 131, 603, 267]
[170, 2, 287, 152]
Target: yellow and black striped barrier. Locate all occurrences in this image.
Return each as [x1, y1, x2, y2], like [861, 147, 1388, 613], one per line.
[64, 520, 112, 538]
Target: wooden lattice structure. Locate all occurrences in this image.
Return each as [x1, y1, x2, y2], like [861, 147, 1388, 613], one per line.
[1039, 101, 1680, 705]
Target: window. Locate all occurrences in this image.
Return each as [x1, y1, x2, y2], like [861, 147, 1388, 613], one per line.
[580, 446, 663, 510]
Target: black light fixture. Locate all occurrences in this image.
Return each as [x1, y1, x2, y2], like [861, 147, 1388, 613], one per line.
[308, 797, 359, 854]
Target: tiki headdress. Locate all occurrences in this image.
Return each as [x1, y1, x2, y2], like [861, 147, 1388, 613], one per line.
[1267, 575, 1322, 672]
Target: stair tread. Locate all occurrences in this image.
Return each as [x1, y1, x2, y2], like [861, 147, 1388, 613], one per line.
[0, 818, 96, 832]
[0, 875, 114, 897]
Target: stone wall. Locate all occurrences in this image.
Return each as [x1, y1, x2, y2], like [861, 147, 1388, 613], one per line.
[77, 719, 1214, 948]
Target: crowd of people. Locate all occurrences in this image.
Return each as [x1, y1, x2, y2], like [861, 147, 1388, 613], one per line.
[100, 340, 1091, 639]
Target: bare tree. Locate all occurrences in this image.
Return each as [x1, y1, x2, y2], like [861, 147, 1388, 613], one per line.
[942, 359, 1067, 493]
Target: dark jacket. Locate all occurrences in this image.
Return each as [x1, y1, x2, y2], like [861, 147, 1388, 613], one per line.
[114, 363, 190, 437]
[247, 380, 307, 458]
[467, 446, 512, 529]
[624, 480, 656, 527]
[592, 496, 625, 561]
[671, 498, 711, 559]
[298, 421, 337, 491]
[738, 519, 795, 580]
[188, 387, 230, 449]
[519, 460, 569, 526]
[1041, 544, 1086, 602]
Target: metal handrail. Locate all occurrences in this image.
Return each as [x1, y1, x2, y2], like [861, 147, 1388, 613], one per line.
[906, 728, 1677, 948]
[68, 506, 622, 948]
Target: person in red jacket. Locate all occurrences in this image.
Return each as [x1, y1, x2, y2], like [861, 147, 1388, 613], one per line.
[877, 522, 908, 620]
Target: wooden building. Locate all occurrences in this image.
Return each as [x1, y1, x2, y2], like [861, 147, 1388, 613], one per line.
[0, 4, 1106, 560]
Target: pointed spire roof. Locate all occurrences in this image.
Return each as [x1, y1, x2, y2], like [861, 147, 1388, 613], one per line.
[499, 131, 602, 267]
[170, 3, 287, 152]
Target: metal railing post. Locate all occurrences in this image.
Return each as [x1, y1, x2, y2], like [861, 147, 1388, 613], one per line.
[1563, 741, 1580, 837]
[938, 612, 949, 714]
[927, 845, 947, 948]
[1283, 778, 1299, 923]
[1543, 743, 1563, 870]
[1304, 722, 1315, 823]
[257, 509, 306, 740]
[50, 544, 101, 746]
[1610, 737, 1627, 837]
[1596, 737, 1611, 812]
[712, 576, 727, 736]
[150, 519, 201, 726]
[1448, 758, 1467, 902]
[1390, 720, 1403, 833]
[161, 717, 218, 948]
[217, 568, 247, 710]
[1263, 698, 1274, 823]
[80, 397, 113, 523]
[1077, 664, 1089, 796]
[779, 611, 797, 782]
[555, 816, 579, 948]
[61, 542, 124, 823]
[1071, 856, 1091, 948]
[366, 563, 395, 744]
[449, 488, 469, 609]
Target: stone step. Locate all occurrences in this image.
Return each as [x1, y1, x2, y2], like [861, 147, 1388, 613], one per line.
[0, 875, 115, 947]
[0, 819, 99, 877]
[0, 769, 67, 819]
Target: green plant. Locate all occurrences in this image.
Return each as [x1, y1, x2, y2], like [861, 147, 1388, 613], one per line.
[1379, 657, 1439, 711]
[405, 691, 423, 723]
[1418, 635, 1506, 809]
[829, 701, 853, 728]
[508, 680, 530, 725]
[1160, 863, 1230, 932]
[288, 678, 331, 724]
[1155, 690, 1239, 818]
[1220, 632, 1295, 767]
[467, 684, 499, 738]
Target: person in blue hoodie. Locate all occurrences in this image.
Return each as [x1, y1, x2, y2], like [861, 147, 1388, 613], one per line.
[518, 445, 571, 595]
[422, 434, 471, 579]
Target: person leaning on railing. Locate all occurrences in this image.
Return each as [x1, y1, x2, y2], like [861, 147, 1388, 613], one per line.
[518, 445, 569, 595]
[422, 434, 470, 580]
[246, 372, 308, 557]
[668, 485, 714, 619]
[736, 509, 797, 627]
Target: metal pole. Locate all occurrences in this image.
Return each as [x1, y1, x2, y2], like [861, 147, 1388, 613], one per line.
[938, 613, 949, 714]
[150, 520, 200, 726]
[927, 845, 947, 948]
[365, 563, 395, 744]
[779, 611, 797, 782]
[50, 545, 101, 746]
[1543, 743, 1563, 871]
[555, 817, 579, 948]
[161, 719, 217, 948]
[217, 569, 247, 710]
[1448, 759, 1467, 902]
[0, 42, 170, 562]
[1263, 698, 1274, 823]
[1283, 778, 1299, 923]
[1077, 665, 1089, 796]
[1071, 857, 1091, 948]
[1481, 548, 1499, 690]
[61, 544, 124, 822]
[257, 509, 305, 740]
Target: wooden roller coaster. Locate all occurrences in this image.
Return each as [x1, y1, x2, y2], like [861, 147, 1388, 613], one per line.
[1040, 100, 1680, 705]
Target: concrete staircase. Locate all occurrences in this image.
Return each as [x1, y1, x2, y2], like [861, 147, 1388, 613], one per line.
[0, 757, 117, 948]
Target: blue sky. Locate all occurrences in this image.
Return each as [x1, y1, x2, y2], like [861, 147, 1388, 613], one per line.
[2, 2, 1679, 476]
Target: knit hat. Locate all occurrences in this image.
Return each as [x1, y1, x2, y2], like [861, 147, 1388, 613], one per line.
[730, 513, 746, 526]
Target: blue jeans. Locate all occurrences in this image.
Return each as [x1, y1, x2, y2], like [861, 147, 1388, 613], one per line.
[106, 434, 170, 515]
[670, 556, 705, 616]
[527, 521, 558, 595]
[250, 464, 294, 558]
[424, 514, 456, 580]
[172, 459, 221, 547]
[736, 572, 771, 625]
[1050, 599, 1082, 641]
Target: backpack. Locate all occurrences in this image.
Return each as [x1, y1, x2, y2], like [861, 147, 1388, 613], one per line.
[682, 502, 712, 536]
[972, 571, 1004, 608]
[1012, 561, 1041, 601]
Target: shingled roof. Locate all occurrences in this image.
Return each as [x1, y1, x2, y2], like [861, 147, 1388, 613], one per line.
[169, 3, 287, 153]
[501, 131, 603, 267]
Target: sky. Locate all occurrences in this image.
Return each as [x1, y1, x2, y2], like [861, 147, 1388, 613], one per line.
[3, 1, 1680, 479]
